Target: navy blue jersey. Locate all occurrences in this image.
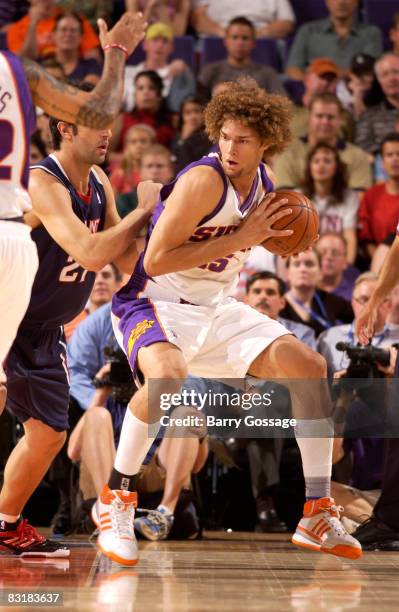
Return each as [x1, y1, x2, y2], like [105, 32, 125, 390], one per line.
[21, 153, 106, 329]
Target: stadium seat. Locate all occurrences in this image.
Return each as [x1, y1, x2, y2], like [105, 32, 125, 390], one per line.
[290, 0, 329, 29]
[283, 78, 305, 105]
[363, 0, 399, 50]
[126, 35, 196, 71]
[200, 36, 281, 71]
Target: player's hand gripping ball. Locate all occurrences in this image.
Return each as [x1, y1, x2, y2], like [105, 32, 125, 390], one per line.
[262, 190, 319, 256]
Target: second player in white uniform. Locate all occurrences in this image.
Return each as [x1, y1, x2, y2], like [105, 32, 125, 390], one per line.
[0, 51, 38, 378]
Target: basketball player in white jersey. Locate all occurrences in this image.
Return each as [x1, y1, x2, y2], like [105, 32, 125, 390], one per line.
[93, 79, 362, 565]
[0, 12, 146, 412]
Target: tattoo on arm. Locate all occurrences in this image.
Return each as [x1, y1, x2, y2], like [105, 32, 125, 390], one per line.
[23, 57, 80, 96]
[22, 57, 41, 91]
[75, 52, 125, 129]
[23, 51, 125, 129]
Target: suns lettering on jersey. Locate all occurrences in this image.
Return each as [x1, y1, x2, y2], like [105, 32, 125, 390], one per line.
[127, 320, 155, 358]
[190, 225, 237, 242]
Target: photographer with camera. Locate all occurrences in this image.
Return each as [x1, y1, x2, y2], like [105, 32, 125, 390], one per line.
[317, 272, 399, 531]
[353, 234, 399, 550]
[317, 272, 398, 378]
[66, 301, 208, 541]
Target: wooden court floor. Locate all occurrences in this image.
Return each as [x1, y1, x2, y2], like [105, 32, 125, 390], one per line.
[0, 531, 398, 611]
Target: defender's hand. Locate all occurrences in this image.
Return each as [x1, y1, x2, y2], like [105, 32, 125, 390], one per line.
[98, 12, 147, 57]
[137, 180, 162, 214]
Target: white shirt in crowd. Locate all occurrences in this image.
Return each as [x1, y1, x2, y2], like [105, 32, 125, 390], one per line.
[193, 0, 295, 31]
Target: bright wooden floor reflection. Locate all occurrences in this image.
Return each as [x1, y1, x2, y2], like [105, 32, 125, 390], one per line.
[1, 531, 398, 611]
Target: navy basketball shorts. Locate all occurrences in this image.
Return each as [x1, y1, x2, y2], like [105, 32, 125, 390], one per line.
[5, 325, 70, 432]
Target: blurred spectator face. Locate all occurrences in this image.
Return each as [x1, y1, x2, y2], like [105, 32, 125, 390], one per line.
[326, 0, 358, 19]
[317, 234, 348, 278]
[351, 280, 391, 324]
[304, 60, 339, 98]
[382, 140, 399, 179]
[91, 265, 120, 308]
[53, 14, 82, 53]
[143, 35, 173, 63]
[375, 55, 399, 98]
[30, 143, 43, 164]
[134, 75, 162, 112]
[141, 153, 174, 184]
[309, 101, 341, 142]
[224, 24, 255, 62]
[124, 126, 154, 161]
[246, 278, 285, 319]
[348, 71, 374, 94]
[182, 100, 204, 132]
[309, 146, 337, 181]
[305, 72, 337, 97]
[287, 252, 321, 290]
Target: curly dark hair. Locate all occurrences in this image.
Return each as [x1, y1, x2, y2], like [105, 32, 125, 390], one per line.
[301, 142, 348, 204]
[204, 78, 293, 158]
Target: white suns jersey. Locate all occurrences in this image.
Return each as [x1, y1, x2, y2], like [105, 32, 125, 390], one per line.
[141, 153, 274, 307]
[0, 51, 34, 219]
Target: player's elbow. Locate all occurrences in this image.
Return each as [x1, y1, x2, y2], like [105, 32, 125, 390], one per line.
[75, 253, 107, 273]
[144, 250, 165, 277]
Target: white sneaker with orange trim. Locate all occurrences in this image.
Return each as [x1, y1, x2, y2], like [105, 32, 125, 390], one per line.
[292, 497, 362, 560]
[91, 485, 138, 566]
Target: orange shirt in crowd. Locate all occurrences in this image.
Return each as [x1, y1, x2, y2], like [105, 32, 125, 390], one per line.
[7, 8, 99, 57]
[64, 309, 88, 343]
[109, 167, 141, 195]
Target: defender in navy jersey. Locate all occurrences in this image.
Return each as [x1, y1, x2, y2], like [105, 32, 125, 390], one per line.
[0, 97, 158, 558]
[93, 79, 362, 566]
[0, 13, 146, 415]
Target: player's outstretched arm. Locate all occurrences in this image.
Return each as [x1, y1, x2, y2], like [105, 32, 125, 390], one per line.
[23, 12, 146, 128]
[28, 169, 153, 272]
[356, 235, 399, 344]
[144, 166, 293, 277]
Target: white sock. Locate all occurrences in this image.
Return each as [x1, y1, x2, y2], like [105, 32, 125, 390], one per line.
[294, 419, 333, 499]
[114, 409, 160, 476]
[0, 512, 20, 524]
[158, 504, 173, 516]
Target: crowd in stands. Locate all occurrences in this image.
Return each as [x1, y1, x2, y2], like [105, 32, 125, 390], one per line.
[2, 0, 399, 541]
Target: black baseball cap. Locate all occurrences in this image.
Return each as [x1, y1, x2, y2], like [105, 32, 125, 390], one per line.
[350, 54, 375, 76]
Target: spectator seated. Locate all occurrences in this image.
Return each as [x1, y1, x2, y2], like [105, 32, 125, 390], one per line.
[200, 34, 281, 71]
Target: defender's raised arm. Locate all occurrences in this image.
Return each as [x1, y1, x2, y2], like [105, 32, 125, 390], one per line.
[23, 12, 146, 128]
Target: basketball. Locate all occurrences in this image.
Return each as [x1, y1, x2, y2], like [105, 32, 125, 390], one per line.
[261, 191, 319, 257]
